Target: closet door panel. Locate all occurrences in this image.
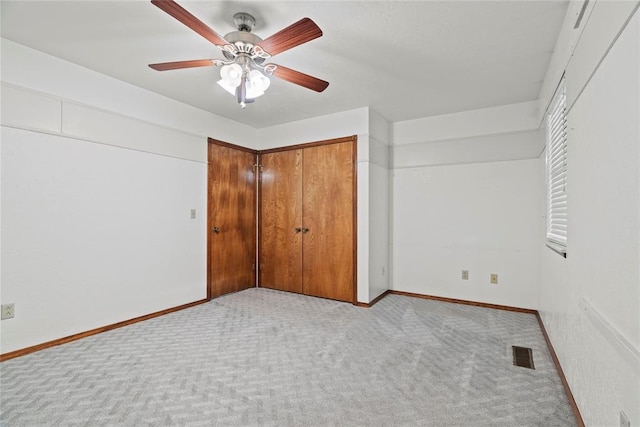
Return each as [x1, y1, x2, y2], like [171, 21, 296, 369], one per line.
[259, 150, 303, 293]
[209, 142, 256, 298]
[302, 141, 355, 302]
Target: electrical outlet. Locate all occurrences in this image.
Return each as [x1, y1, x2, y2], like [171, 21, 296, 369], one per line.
[1, 303, 15, 320]
[190, 209, 196, 219]
[490, 274, 498, 284]
[620, 411, 630, 427]
[462, 270, 469, 280]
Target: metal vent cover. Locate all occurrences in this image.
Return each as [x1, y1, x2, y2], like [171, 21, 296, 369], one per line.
[512, 346, 535, 369]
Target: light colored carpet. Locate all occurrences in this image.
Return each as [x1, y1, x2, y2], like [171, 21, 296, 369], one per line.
[0, 288, 575, 426]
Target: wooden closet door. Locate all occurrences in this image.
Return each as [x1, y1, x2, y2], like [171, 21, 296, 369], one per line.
[208, 142, 256, 298]
[259, 150, 303, 293]
[302, 141, 355, 302]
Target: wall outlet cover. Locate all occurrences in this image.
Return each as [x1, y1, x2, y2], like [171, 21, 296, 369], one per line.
[1, 303, 15, 320]
[490, 273, 498, 284]
[462, 270, 469, 280]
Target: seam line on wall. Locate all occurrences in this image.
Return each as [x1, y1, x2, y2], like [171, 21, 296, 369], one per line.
[1, 81, 208, 142]
[538, 1, 595, 126]
[566, 1, 640, 115]
[1, 125, 208, 165]
[392, 128, 540, 148]
[393, 156, 540, 170]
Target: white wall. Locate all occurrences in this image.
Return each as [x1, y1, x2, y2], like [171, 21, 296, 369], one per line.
[1, 39, 256, 149]
[356, 124, 393, 304]
[393, 100, 540, 146]
[537, 2, 640, 425]
[0, 39, 254, 354]
[390, 101, 544, 309]
[254, 107, 369, 150]
[393, 129, 543, 169]
[366, 110, 391, 303]
[1, 127, 206, 353]
[392, 159, 541, 309]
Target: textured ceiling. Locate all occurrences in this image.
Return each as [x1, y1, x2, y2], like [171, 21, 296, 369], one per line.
[0, 1, 569, 128]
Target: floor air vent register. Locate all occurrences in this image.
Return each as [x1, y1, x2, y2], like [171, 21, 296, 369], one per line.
[512, 346, 535, 369]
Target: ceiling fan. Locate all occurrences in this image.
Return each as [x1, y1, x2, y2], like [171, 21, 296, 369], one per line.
[148, 0, 329, 108]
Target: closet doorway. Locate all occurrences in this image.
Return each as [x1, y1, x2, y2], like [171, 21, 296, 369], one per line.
[207, 139, 257, 298]
[259, 137, 356, 302]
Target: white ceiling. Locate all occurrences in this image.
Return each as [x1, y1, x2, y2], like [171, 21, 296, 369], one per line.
[1, 1, 568, 129]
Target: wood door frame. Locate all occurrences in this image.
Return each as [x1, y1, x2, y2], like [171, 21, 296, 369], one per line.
[257, 136, 358, 304]
[207, 138, 258, 300]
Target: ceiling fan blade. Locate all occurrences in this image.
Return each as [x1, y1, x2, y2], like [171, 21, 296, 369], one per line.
[269, 64, 329, 93]
[149, 59, 224, 71]
[257, 18, 322, 57]
[151, 0, 230, 49]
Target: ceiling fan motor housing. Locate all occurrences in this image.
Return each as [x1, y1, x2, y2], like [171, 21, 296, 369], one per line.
[223, 15, 263, 61]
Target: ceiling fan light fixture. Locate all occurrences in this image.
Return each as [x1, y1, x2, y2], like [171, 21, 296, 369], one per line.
[220, 63, 243, 87]
[246, 69, 271, 98]
[217, 79, 237, 96]
[245, 87, 264, 100]
[218, 67, 270, 101]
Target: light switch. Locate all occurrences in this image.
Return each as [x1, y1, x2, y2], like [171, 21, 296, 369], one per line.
[190, 209, 196, 219]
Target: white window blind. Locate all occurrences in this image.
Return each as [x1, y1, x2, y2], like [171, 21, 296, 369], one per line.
[546, 78, 567, 253]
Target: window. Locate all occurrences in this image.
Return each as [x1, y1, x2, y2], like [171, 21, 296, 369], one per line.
[545, 77, 567, 256]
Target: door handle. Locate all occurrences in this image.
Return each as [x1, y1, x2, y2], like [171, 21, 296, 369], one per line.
[295, 227, 302, 234]
[212, 226, 220, 234]
[301, 227, 309, 234]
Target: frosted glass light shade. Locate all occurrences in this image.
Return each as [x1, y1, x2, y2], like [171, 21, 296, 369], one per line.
[246, 69, 271, 99]
[249, 70, 270, 91]
[220, 64, 242, 87]
[217, 79, 237, 96]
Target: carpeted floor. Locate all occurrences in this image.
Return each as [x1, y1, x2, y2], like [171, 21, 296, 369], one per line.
[0, 288, 576, 426]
